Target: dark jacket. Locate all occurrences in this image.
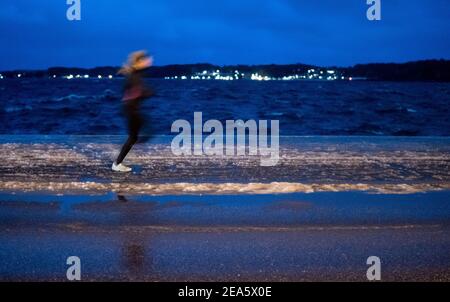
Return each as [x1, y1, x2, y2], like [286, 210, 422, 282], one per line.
[123, 70, 154, 101]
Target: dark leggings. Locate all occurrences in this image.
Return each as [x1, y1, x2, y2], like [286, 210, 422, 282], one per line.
[116, 99, 143, 164]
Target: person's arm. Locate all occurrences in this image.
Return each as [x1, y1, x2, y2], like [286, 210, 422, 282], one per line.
[123, 74, 141, 101]
[135, 70, 154, 99]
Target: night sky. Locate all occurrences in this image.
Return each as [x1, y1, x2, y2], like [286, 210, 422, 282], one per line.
[1, 0, 449, 70]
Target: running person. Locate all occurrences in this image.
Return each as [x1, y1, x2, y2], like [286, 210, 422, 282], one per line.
[112, 51, 154, 172]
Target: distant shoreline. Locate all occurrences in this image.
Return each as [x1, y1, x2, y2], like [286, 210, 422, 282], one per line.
[1, 59, 449, 82]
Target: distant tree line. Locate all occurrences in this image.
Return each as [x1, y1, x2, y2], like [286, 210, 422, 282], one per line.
[2, 60, 449, 82]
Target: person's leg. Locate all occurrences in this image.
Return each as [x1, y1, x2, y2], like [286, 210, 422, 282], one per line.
[115, 134, 138, 164]
[115, 102, 142, 164]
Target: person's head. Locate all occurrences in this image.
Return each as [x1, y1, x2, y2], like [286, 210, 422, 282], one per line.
[119, 50, 153, 75]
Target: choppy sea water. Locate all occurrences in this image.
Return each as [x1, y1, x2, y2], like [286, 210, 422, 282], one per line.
[1, 79, 449, 136]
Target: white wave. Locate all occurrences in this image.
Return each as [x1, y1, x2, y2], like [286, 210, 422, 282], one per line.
[0, 181, 448, 195]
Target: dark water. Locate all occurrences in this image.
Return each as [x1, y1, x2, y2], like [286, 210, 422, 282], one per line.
[1, 78, 449, 136]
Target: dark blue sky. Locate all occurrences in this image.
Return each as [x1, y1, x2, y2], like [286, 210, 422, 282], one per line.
[1, 0, 449, 69]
